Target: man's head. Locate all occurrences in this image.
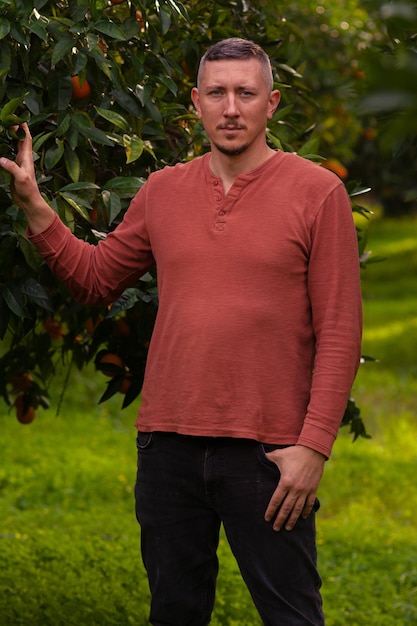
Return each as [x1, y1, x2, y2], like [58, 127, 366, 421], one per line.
[192, 38, 280, 159]
[197, 38, 274, 94]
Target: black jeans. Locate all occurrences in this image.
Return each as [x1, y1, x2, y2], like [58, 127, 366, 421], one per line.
[135, 432, 324, 626]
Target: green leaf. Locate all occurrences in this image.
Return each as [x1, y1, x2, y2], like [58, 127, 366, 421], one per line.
[166, 0, 190, 21]
[0, 19, 11, 40]
[73, 51, 88, 76]
[1, 285, 30, 318]
[57, 113, 71, 135]
[9, 20, 27, 45]
[20, 278, 53, 312]
[135, 84, 152, 107]
[60, 192, 91, 219]
[78, 125, 116, 146]
[101, 189, 122, 224]
[106, 288, 141, 317]
[103, 177, 145, 194]
[64, 145, 81, 183]
[112, 90, 142, 117]
[17, 235, 42, 273]
[51, 35, 74, 67]
[60, 181, 99, 192]
[32, 132, 55, 152]
[158, 75, 178, 97]
[0, 296, 10, 340]
[0, 94, 29, 124]
[47, 73, 72, 111]
[159, 6, 171, 35]
[27, 19, 48, 42]
[44, 138, 64, 170]
[123, 135, 144, 164]
[98, 376, 122, 403]
[94, 106, 130, 132]
[94, 20, 128, 41]
[297, 137, 320, 158]
[266, 132, 283, 150]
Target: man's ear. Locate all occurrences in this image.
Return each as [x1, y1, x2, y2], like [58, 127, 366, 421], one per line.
[267, 90, 281, 120]
[191, 87, 202, 118]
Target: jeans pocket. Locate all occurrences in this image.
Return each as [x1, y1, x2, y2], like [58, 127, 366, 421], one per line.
[136, 431, 154, 450]
[257, 443, 283, 470]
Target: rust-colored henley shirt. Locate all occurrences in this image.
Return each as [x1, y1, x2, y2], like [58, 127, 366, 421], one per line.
[29, 151, 362, 457]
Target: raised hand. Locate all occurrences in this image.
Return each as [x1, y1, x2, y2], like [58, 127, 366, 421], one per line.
[0, 123, 55, 233]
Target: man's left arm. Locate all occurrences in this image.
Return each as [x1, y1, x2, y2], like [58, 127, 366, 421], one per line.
[265, 181, 362, 531]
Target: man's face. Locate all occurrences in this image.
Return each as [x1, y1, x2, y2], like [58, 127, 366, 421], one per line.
[191, 58, 280, 157]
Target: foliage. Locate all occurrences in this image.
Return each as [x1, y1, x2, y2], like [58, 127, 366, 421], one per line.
[353, 1, 417, 215]
[0, 0, 371, 437]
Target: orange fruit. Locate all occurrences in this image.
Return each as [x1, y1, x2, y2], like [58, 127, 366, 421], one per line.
[119, 373, 133, 394]
[322, 158, 348, 180]
[114, 317, 131, 338]
[71, 76, 91, 100]
[97, 352, 124, 376]
[90, 205, 108, 224]
[84, 316, 103, 335]
[97, 38, 108, 54]
[136, 10, 145, 29]
[11, 373, 33, 393]
[43, 317, 64, 340]
[181, 60, 192, 77]
[15, 394, 36, 424]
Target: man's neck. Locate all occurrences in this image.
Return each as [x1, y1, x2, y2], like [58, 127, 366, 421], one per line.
[209, 144, 276, 194]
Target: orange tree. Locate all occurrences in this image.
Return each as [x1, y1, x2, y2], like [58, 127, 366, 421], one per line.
[0, 0, 370, 437]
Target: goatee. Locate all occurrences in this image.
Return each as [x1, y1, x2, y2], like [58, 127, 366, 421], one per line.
[213, 142, 249, 157]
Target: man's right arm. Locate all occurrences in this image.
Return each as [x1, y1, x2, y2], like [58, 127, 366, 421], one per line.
[1, 123, 155, 307]
[0, 123, 55, 234]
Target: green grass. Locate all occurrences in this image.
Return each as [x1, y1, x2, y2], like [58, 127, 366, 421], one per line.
[1, 216, 416, 625]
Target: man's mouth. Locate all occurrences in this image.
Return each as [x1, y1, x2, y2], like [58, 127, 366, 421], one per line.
[218, 124, 246, 131]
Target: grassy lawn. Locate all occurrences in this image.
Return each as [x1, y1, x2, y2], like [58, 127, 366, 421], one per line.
[1, 215, 416, 625]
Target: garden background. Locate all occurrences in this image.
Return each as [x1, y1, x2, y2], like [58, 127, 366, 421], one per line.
[1, 1, 417, 624]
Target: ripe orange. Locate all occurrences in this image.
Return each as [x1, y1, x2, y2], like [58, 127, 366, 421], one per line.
[114, 317, 131, 338]
[97, 352, 125, 377]
[322, 158, 348, 180]
[84, 316, 103, 335]
[11, 373, 33, 393]
[71, 76, 91, 100]
[15, 394, 36, 424]
[136, 10, 145, 29]
[97, 38, 108, 55]
[90, 205, 108, 224]
[181, 60, 192, 77]
[43, 317, 64, 340]
[119, 373, 133, 394]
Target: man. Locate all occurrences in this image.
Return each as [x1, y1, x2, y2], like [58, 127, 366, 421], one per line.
[0, 38, 362, 626]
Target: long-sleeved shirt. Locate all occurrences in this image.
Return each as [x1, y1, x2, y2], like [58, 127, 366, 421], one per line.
[29, 150, 362, 458]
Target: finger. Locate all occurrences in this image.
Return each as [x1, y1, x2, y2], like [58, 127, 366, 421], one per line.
[264, 486, 287, 523]
[300, 495, 317, 520]
[274, 498, 304, 532]
[0, 156, 16, 174]
[16, 123, 32, 154]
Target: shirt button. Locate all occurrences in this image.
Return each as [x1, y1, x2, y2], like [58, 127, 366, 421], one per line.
[218, 210, 226, 216]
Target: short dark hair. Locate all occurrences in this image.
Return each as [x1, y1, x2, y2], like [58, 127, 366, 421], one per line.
[197, 38, 273, 92]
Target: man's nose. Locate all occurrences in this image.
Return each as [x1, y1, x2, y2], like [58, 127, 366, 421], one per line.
[223, 94, 239, 116]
